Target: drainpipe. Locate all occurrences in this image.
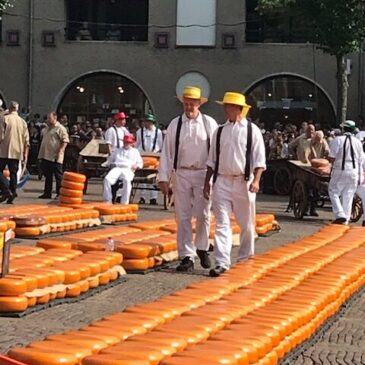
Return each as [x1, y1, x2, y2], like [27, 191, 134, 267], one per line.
[27, 0, 34, 111]
[358, 45, 364, 118]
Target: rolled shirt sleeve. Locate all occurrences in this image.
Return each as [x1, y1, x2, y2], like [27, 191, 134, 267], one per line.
[251, 124, 266, 171]
[158, 119, 176, 182]
[207, 128, 218, 170]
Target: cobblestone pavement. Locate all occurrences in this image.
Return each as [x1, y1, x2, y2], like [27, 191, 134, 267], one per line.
[1, 177, 364, 362]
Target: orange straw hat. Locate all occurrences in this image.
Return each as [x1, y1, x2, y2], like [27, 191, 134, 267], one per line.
[177, 86, 208, 104]
[217, 92, 251, 117]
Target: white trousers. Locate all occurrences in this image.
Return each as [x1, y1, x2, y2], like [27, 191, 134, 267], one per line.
[172, 169, 211, 259]
[356, 184, 365, 221]
[329, 169, 358, 222]
[212, 175, 256, 269]
[140, 184, 158, 200]
[103, 167, 134, 204]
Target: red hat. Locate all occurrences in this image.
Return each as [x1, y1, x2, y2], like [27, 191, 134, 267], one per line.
[123, 134, 135, 144]
[114, 112, 128, 121]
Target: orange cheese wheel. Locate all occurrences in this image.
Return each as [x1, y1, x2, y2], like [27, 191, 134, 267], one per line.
[109, 269, 119, 281]
[61, 179, 84, 190]
[76, 258, 109, 272]
[15, 226, 41, 237]
[82, 354, 149, 365]
[88, 277, 99, 288]
[116, 244, 154, 259]
[27, 297, 37, 307]
[0, 278, 27, 296]
[59, 196, 83, 205]
[56, 289, 67, 299]
[5, 274, 37, 292]
[311, 158, 330, 168]
[61, 268, 81, 284]
[80, 280, 90, 293]
[84, 252, 123, 266]
[66, 284, 81, 298]
[60, 188, 83, 198]
[99, 272, 111, 286]
[63, 172, 87, 183]
[36, 293, 50, 304]
[123, 258, 150, 271]
[7, 348, 78, 365]
[12, 271, 49, 288]
[0, 296, 28, 312]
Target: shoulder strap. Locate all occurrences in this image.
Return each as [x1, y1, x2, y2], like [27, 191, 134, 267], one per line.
[213, 125, 225, 184]
[112, 126, 120, 149]
[342, 135, 356, 170]
[245, 120, 253, 181]
[202, 114, 211, 152]
[141, 127, 145, 151]
[152, 128, 158, 151]
[173, 116, 183, 170]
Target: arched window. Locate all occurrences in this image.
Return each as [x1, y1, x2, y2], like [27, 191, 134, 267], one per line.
[57, 72, 152, 127]
[245, 74, 336, 129]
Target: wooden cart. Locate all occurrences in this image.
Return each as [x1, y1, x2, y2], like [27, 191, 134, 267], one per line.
[287, 160, 362, 222]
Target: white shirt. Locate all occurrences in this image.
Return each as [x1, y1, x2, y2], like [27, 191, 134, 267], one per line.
[111, 146, 143, 169]
[329, 134, 363, 171]
[104, 125, 129, 150]
[136, 126, 163, 153]
[207, 119, 266, 177]
[158, 112, 218, 181]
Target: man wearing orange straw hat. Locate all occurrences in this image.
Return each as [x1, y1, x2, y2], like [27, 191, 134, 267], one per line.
[159, 86, 218, 272]
[204, 92, 266, 277]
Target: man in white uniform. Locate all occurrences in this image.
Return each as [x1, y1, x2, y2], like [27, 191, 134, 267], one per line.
[136, 113, 163, 205]
[159, 86, 218, 272]
[103, 134, 143, 204]
[204, 92, 266, 277]
[328, 120, 363, 224]
[104, 112, 129, 154]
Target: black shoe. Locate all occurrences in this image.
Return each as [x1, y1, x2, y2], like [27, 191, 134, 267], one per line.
[196, 249, 211, 269]
[309, 209, 319, 217]
[38, 194, 51, 199]
[208, 244, 214, 252]
[0, 192, 11, 203]
[332, 217, 347, 225]
[209, 266, 227, 277]
[149, 199, 158, 206]
[362, 221, 365, 227]
[138, 198, 146, 204]
[176, 257, 194, 272]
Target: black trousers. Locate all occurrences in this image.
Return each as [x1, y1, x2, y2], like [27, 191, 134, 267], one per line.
[0, 158, 19, 196]
[40, 159, 63, 196]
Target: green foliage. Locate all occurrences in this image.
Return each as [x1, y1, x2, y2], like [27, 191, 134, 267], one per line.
[0, 0, 15, 11]
[258, 0, 365, 56]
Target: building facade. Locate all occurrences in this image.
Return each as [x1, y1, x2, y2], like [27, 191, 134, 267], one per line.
[0, 0, 364, 128]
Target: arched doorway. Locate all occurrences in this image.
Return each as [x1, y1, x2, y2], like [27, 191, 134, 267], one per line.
[57, 71, 153, 129]
[245, 74, 336, 130]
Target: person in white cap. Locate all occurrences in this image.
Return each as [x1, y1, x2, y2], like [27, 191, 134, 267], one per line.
[159, 86, 218, 272]
[204, 92, 266, 277]
[136, 113, 163, 205]
[328, 120, 363, 224]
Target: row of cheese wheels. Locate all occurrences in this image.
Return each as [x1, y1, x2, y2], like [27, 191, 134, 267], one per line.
[0, 250, 124, 313]
[59, 172, 87, 206]
[5, 224, 361, 365]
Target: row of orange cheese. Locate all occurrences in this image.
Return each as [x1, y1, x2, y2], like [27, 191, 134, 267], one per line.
[5, 224, 365, 364]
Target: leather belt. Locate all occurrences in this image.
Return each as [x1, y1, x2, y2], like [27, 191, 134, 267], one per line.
[179, 167, 206, 171]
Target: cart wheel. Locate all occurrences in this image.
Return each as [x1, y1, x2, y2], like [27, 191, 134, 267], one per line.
[350, 194, 363, 223]
[291, 180, 308, 219]
[273, 167, 293, 195]
[163, 189, 174, 210]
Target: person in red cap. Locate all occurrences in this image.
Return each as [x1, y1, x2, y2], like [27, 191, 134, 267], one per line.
[104, 112, 130, 155]
[103, 134, 143, 204]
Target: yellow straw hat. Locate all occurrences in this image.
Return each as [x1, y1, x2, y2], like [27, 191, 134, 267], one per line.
[216, 92, 251, 117]
[177, 86, 208, 104]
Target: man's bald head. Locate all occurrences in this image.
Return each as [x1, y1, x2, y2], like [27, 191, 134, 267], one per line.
[306, 124, 315, 138]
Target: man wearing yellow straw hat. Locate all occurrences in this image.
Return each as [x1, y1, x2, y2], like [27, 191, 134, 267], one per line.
[159, 86, 218, 272]
[204, 92, 266, 277]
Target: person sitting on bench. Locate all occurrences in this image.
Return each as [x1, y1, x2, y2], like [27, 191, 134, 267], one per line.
[103, 134, 143, 204]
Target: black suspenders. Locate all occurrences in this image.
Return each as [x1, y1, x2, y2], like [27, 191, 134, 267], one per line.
[112, 126, 120, 149]
[213, 120, 253, 184]
[342, 134, 356, 170]
[173, 114, 210, 171]
[141, 127, 159, 152]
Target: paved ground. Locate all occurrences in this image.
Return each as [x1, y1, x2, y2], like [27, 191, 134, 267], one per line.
[0, 177, 364, 363]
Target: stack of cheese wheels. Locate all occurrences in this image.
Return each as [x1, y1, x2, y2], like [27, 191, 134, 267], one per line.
[142, 156, 160, 169]
[59, 172, 87, 206]
[255, 213, 276, 236]
[310, 158, 331, 176]
[14, 216, 50, 238]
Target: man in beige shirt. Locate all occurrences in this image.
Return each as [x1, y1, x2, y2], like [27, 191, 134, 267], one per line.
[38, 112, 69, 199]
[0, 101, 29, 203]
[309, 130, 330, 160]
[288, 124, 315, 163]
